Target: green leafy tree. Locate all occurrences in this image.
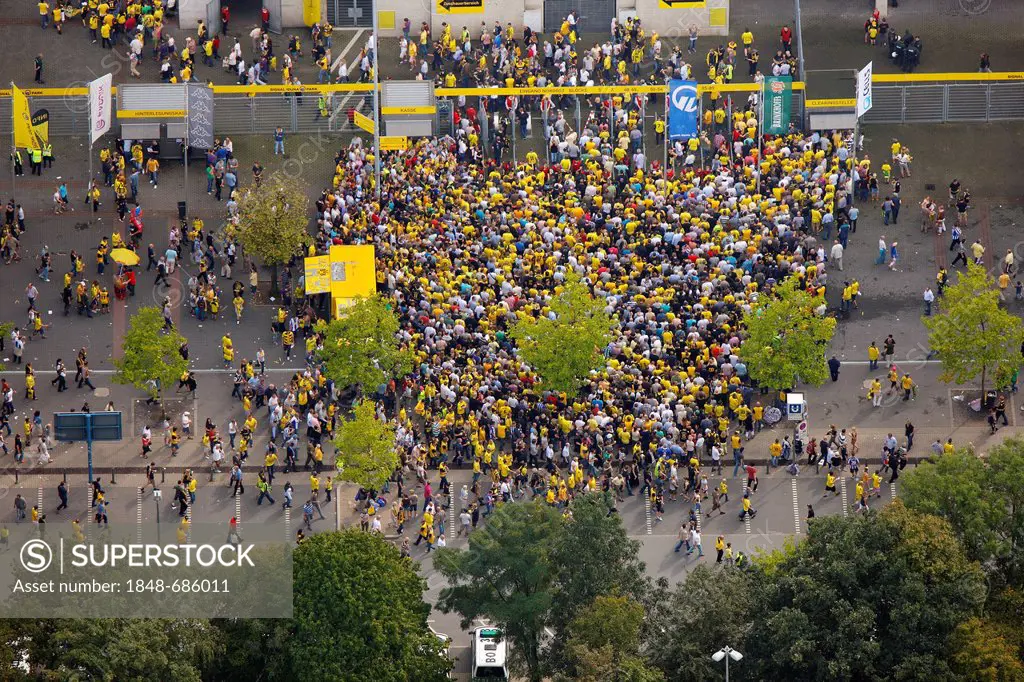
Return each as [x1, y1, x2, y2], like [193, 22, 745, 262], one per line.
[206, 618, 292, 681]
[559, 594, 664, 682]
[317, 295, 412, 391]
[924, 262, 1024, 396]
[112, 306, 188, 414]
[903, 437, 1024, 587]
[333, 400, 399, 491]
[0, 321, 13, 371]
[291, 530, 450, 681]
[949, 617, 1024, 682]
[739, 278, 836, 392]
[645, 566, 756, 682]
[744, 502, 986, 682]
[511, 271, 613, 396]
[235, 177, 310, 296]
[9, 619, 218, 681]
[436, 497, 644, 682]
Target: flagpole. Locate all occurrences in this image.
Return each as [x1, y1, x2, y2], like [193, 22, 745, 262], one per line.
[758, 80, 764, 198]
[9, 82, 16, 212]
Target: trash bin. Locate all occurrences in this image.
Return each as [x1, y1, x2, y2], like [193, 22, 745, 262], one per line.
[177, 201, 187, 220]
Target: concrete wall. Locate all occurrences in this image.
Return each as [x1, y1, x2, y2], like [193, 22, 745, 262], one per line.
[178, 0, 304, 30]
[629, 0, 730, 39]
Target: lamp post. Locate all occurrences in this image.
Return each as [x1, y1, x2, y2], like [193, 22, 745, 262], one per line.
[712, 646, 743, 682]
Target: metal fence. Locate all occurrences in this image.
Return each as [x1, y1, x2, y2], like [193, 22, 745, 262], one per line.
[2, 81, 1024, 139]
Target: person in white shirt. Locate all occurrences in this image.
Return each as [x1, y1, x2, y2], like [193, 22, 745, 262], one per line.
[830, 240, 844, 271]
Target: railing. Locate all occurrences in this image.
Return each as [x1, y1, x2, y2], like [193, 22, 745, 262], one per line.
[0, 74, 1022, 137]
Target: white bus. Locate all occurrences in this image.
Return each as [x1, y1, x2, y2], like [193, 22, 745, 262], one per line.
[471, 627, 509, 679]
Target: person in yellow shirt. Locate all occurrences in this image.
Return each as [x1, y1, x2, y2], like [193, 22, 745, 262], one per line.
[39, 0, 50, 28]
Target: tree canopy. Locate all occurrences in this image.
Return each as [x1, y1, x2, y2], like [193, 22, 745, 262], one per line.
[739, 278, 836, 391]
[291, 530, 451, 681]
[112, 306, 188, 401]
[317, 295, 412, 392]
[234, 177, 310, 267]
[333, 400, 399, 491]
[923, 262, 1024, 395]
[511, 271, 614, 396]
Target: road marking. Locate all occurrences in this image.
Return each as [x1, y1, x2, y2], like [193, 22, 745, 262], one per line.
[185, 500, 192, 542]
[448, 494, 455, 543]
[791, 478, 801, 534]
[284, 505, 291, 542]
[890, 481, 897, 500]
[742, 484, 752, 534]
[136, 485, 143, 543]
[86, 487, 94, 540]
[840, 476, 849, 517]
[235, 491, 242, 537]
[644, 494, 652, 535]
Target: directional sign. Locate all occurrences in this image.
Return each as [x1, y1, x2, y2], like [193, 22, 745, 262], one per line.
[381, 105, 436, 115]
[380, 136, 409, 151]
[353, 110, 375, 134]
[304, 255, 331, 294]
[658, 0, 706, 7]
[437, 0, 484, 13]
[856, 61, 873, 117]
[118, 109, 186, 119]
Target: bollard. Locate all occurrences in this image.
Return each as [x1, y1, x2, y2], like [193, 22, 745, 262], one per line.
[14, 470, 18, 485]
[111, 468, 116, 484]
[62, 470, 67, 483]
[209, 467, 214, 482]
[161, 467, 166, 483]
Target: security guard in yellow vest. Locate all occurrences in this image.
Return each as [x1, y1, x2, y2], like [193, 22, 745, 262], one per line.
[654, 115, 665, 145]
[10, 149, 23, 176]
[42, 143, 53, 169]
[29, 147, 43, 175]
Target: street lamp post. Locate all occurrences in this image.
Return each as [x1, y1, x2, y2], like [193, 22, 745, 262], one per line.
[712, 646, 743, 682]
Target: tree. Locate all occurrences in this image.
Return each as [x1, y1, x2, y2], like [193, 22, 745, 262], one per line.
[511, 271, 613, 396]
[923, 262, 1024, 396]
[739, 278, 835, 392]
[235, 177, 309, 296]
[560, 594, 664, 682]
[645, 566, 756, 682]
[743, 503, 986, 682]
[317, 295, 412, 392]
[949, 617, 1024, 682]
[9, 619, 218, 681]
[436, 497, 646, 682]
[333, 400, 399, 491]
[902, 437, 1024, 587]
[0, 321, 13, 371]
[901, 447, 1003, 566]
[112, 306, 188, 415]
[291, 530, 450, 681]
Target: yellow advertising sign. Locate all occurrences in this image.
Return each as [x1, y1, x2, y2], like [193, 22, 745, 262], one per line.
[353, 110, 375, 134]
[11, 85, 39, 150]
[118, 109, 186, 119]
[380, 136, 409, 151]
[436, 0, 483, 13]
[328, 244, 377, 317]
[381, 105, 436, 115]
[805, 98, 857, 109]
[304, 255, 331, 295]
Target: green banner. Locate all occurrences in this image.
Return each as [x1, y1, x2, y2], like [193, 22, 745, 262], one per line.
[762, 76, 793, 135]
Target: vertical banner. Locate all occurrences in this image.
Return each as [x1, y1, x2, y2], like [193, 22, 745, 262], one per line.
[667, 79, 699, 140]
[186, 84, 215, 149]
[30, 109, 49, 145]
[11, 85, 40, 149]
[762, 76, 793, 135]
[856, 61, 873, 117]
[88, 74, 112, 144]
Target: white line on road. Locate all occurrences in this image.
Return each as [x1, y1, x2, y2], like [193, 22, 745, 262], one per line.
[136, 485, 143, 543]
[791, 478, 801, 535]
[448, 494, 455, 543]
[37, 481, 43, 523]
[742, 484, 752, 535]
[235, 492, 242, 536]
[284, 505, 292, 542]
[890, 481, 897, 500]
[644, 494, 652, 535]
[840, 476, 849, 518]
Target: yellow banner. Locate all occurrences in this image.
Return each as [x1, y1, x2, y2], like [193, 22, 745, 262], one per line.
[353, 110, 375, 134]
[118, 109, 186, 119]
[380, 136, 408, 151]
[304, 255, 331, 295]
[805, 98, 857, 109]
[381, 105, 436, 115]
[436, 0, 483, 13]
[211, 83, 377, 94]
[659, 0, 706, 7]
[12, 85, 40, 150]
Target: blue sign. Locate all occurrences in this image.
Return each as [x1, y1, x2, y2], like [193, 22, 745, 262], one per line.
[53, 412, 123, 483]
[667, 79, 699, 140]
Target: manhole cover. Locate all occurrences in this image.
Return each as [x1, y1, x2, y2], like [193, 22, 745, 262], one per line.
[93, 387, 110, 398]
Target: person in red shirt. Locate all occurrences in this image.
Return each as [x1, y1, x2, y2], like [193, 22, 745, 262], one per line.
[220, 4, 229, 34]
[780, 25, 792, 52]
[260, 7, 269, 31]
